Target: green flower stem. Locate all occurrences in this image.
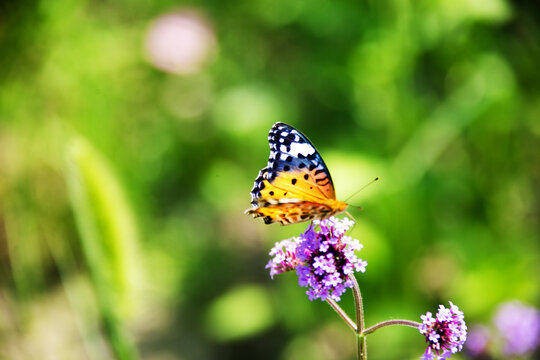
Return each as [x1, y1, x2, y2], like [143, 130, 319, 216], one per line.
[327, 280, 420, 360]
[349, 275, 367, 360]
[363, 319, 421, 336]
[326, 298, 357, 332]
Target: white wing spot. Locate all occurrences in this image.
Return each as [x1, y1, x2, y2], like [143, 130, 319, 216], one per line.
[289, 142, 315, 157]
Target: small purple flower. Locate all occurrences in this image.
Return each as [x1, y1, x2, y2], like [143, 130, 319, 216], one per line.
[266, 217, 367, 302]
[494, 300, 540, 356]
[266, 237, 302, 279]
[419, 302, 467, 360]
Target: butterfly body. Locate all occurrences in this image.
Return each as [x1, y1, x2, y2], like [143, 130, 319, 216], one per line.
[246, 122, 348, 225]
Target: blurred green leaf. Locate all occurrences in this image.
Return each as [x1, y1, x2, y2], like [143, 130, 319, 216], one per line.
[65, 137, 140, 359]
[66, 137, 141, 315]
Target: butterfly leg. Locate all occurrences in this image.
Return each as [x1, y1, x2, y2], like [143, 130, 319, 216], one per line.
[345, 210, 358, 232]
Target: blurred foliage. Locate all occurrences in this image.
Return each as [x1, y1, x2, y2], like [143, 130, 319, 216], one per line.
[1, 0, 539, 359]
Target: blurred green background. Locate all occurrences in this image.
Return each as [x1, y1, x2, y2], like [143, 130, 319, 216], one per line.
[1, 0, 539, 359]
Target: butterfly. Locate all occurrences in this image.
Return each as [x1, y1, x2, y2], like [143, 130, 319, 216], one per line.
[245, 122, 348, 225]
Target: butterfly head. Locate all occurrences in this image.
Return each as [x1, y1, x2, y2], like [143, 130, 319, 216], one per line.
[332, 199, 348, 214]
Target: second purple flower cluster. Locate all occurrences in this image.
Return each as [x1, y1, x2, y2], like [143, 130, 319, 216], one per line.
[419, 302, 468, 360]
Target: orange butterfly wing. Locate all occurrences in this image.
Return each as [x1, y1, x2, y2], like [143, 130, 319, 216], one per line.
[245, 122, 347, 225]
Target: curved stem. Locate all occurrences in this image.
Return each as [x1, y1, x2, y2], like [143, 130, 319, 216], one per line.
[349, 275, 367, 360]
[350, 276, 364, 335]
[326, 298, 357, 332]
[363, 319, 421, 336]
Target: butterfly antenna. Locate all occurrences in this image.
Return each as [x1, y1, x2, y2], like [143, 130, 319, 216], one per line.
[344, 177, 379, 203]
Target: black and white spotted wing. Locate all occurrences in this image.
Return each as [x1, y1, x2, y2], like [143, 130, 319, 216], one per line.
[248, 122, 336, 207]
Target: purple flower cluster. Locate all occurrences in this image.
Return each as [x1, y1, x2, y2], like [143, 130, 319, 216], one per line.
[419, 302, 467, 360]
[266, 217, 367, 302]
[494, 300, 540, 356]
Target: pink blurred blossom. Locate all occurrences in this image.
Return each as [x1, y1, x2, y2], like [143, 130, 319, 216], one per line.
[144, 10, 217, 75]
